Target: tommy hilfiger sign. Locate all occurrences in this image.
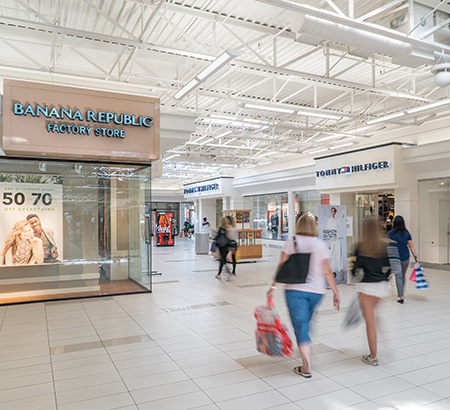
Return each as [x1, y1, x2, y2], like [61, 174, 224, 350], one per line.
[316, 161, 390, 178]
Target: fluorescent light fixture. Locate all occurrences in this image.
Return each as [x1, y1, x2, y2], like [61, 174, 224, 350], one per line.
[174, 49, 241, 100]
[406, 99, 450, 115]
[258, 161, 273, 166]
[366, 111, 406, 125]
[306, 148, 329, 155]
[214, 130, 233, 139]
[197, 49, 241, 80]
[314, 134, 343, 143]
[199, 138, 214, 146]
[173, 78, 200, 100]
[243, 102, 342, 120]
[164, 153, 180, 160]
[243, 103, 295, 114]
[296, 110, 342, 120]
[329, 142, 355, 150]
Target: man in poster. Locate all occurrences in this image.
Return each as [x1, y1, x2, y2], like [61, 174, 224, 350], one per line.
[327, 207, 345, 281]
[320, 206, 347, 283]
[26, 214, 61, 263]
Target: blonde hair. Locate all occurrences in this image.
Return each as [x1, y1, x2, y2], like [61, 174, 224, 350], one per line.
[357, 216, 386, 258]
[1, 220, 34, 262]
[219, 217, 229, 229]
[295, 212, 317, 237]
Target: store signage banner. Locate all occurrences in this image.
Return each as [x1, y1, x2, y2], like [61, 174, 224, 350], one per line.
[2, 80, 160, 163]
[318, 205, 347, 284]
[184, 178, 224, 198]
[0, 174, 63, 266]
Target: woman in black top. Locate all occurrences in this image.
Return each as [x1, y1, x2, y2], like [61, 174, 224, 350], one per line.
[352, 217, 401, 366]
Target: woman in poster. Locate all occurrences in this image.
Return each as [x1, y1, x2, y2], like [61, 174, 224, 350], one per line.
[1, 220, 44, 265]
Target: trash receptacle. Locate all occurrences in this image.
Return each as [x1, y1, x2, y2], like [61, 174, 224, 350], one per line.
[195, 232, 210, 255]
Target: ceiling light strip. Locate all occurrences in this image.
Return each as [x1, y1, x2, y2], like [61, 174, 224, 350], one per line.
[174, 49, 241, 100]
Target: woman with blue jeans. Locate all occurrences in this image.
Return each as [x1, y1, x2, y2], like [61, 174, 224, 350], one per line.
[387, 215, 419, 304]
[267, 213, 340, 378]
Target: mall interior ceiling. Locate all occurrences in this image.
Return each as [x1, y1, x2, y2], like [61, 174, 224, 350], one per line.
[2, 0, 450, 186]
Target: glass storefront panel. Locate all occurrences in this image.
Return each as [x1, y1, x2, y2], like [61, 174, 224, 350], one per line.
[294, 191, 320, 220]
[0, 158, 151, 304]
[244, 191, 319, 240]
[419, 178, 450, 264]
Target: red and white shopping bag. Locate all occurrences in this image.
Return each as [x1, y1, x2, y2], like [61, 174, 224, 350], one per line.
[254, 296, 293, 357]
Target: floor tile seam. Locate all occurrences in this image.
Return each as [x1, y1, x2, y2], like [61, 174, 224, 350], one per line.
[381, 360, 445, 376]
[77, 300, 140, 409]
[54, 380, 129, 406]
[0, 381, 55, 403]
[56, 391, 134, 409]
[42, 304, 58, 410]
[346, 379, 419, 401]
[53, 373, 123, 394]
[0, 391, 56, 407]
[129, 380, 210, 406]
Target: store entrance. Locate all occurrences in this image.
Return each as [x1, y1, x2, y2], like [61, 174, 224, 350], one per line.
[419, 178, 450, 264]
[355, 192, 395, 243]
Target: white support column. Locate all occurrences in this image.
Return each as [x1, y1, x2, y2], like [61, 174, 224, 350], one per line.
[288, 190, 296, 238]
[223, 196, 229, 211]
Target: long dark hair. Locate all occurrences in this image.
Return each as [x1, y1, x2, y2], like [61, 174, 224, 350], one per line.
[392, 215, 406, 236]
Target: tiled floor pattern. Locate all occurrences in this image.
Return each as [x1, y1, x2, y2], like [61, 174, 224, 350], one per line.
[1, 238, 450, 409]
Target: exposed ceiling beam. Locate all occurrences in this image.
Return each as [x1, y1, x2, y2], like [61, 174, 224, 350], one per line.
[257, 0, 450, 54]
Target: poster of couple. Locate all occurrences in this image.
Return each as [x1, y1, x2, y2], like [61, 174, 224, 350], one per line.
[0, 174, 63, 266]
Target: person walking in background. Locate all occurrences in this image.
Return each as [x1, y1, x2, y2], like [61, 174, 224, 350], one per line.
[387, 215, 419, 304]
[202, 217, 210, 232]
[267, 213, 340, 378]
[353, 216, 401, 366]
[226, 215, 238, 277]
[215, 217, 231, 280]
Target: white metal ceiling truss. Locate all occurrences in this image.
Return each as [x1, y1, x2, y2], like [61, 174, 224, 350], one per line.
[0, 0, 449, 182]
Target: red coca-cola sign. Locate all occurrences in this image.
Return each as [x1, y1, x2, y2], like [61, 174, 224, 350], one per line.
[153, 211, 174, 246]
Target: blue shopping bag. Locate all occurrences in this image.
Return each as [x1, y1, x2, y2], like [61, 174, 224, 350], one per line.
[414, 263, 429, 289]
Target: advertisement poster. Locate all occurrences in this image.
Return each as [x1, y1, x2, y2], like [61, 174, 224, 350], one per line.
[318, 205, 347, 284]
[0, 174, 63, 266]
[153, 211, 174, 247]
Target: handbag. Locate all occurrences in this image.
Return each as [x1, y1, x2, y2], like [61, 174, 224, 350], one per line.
[275, 237, 311, 284]
[215, 227, 230, 248]
[254, 296, 293, 357]
[342, 295, 363, 329]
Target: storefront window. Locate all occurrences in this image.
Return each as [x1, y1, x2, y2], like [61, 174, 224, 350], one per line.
[294, 191, 320, 220]
[0, 158, 151, 304]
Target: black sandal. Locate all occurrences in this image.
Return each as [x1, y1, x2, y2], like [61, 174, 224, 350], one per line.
[293, 366, 312, 378]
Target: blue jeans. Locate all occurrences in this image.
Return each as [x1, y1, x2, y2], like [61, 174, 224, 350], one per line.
[285, 290, 323, 344]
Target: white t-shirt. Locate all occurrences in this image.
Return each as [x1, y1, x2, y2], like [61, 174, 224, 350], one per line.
[280, 235, 330, 294]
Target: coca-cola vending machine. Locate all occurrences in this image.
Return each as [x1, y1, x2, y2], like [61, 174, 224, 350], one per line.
[153, 211, 175, 246]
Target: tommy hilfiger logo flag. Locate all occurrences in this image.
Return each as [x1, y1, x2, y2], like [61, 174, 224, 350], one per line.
[316, 161, 390, 178]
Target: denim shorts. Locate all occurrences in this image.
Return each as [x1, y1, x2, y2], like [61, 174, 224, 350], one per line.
[285, 290, 323, 344]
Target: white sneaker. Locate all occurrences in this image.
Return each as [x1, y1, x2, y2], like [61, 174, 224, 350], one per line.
[361, 354, 378, 366]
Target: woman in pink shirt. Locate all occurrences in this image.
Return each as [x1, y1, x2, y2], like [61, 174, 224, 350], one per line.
[267, 213, 340, 378]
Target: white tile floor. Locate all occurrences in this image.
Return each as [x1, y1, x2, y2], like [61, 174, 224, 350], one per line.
[1, 237, 450, 409]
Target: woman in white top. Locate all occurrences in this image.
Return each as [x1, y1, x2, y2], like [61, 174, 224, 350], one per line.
[267, 213, 340, 378]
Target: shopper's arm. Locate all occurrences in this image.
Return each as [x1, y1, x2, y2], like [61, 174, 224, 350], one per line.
[323, 259, 341, 311]
[267, 251, 289, 297]
[408, 240, 419, 262]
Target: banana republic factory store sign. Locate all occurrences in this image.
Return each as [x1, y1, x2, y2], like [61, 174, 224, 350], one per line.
[2, 80, 160, 162]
